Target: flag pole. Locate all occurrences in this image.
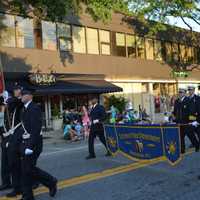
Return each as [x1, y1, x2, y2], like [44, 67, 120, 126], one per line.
[0, 53, 11, 129]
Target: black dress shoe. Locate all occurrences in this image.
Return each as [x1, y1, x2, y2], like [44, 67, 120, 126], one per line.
[0, 183, 12, 191]
[86, 155, 96, 160]
[105, 151, 112, 157]
[6, 190, 21, 197]
[49, 178, 57, 197]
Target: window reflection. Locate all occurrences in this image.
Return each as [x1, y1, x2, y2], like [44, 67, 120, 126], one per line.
[42, 21, 57, 50]
[72, 26, 86, 53]
[136, 36, 145, 59]
[0, 14, 15, 47]
[126, 34, 136, 58]
[16, 16, 34, 48]
[99, 30, 111, 55]
[57, 23, 72, 51]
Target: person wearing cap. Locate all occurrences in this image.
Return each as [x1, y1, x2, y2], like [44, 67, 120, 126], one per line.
[173, 88, 199, 153]
[5, 84, 24, 197]
[0, 96, 12, 191]
[19, 89, 57, 200]
[187, 86, 200, 149]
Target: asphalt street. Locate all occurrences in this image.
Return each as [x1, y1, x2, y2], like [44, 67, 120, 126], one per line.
[0, 138, 200, 200]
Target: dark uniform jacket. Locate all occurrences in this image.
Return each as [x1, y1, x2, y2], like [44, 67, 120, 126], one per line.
[7, 97, 24, 148]
[188, 94, 200, 123]
[20, 101, 43, 156]
[173, 96, 190, 124]
[90, 104, 106, 132]
[7, 97, 24, 126]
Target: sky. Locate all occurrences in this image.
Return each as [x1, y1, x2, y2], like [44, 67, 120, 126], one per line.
[168, 17, 200, 32]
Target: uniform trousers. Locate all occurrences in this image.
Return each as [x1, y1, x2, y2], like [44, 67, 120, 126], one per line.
[1, 138, 11, 185]
[88, 123, 108, 156]
[180, 124, 199, 153]
[21, 153, 55, 200]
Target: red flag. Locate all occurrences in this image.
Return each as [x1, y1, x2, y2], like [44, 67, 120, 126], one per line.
[0, 55, 5, 94]
[0, 72, 4, 93]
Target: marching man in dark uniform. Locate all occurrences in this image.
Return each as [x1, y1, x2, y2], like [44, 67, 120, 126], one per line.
[86, 97, 111, 159]
[0, 96, 11, 191]
[6, 85, 24, 197]
[173, 88, 199, 153]
[187, 85, 200, 147]
[20, 89, 57, 200]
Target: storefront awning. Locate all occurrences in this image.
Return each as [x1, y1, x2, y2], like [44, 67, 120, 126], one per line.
[5, 79, 123, 94]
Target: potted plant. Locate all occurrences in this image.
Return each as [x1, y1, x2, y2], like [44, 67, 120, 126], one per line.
[52, 105, 63, 130]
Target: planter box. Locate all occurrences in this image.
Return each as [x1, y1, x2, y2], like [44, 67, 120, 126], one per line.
[52, 118, 63, 130]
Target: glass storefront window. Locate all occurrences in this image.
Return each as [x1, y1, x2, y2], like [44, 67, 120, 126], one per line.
[72, 25, 86, 53]
[16, 16, 34, 48]
[126, 34, 136, 58]
[0, 14, 15, 47]
[99, 30, 111, 55]
[145, 38, 154, 60]
[154, 40, 163, 61]
[42, 21, 57, 50]
[57, 23, 72, 51]
[136, 36, 145, 59]
[112, 32, 126, 57]
[86, 28, 99, 54]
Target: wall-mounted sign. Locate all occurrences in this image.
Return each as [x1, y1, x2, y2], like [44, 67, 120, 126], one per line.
[29, 73, 56, 85]
[171, 71, 189, 78]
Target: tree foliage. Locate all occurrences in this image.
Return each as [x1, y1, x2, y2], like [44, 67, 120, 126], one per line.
[0, 0, 128, 22]
[127, 0, 200, 33]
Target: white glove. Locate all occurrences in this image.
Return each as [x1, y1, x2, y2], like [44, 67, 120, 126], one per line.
[93, 119, 99, 124]
[191, 121, 199, 127]
[6, 142, 9, 148]
[25, 148, 33, 155]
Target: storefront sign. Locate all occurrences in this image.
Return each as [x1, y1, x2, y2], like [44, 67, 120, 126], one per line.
[29, 73, 56, 85]
[172, 71, 189, 78]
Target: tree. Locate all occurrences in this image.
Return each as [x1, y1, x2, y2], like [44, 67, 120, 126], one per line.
[126, 0, 200, 74]
[0, 0, 127, 22]
[128, 0, 200, 32]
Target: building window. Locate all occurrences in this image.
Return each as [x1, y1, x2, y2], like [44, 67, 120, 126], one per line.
[145, 38, 154, 60]
[193, 47, 198, 63]
[86, 28, 99, 54]
[0, 14, 15, 47]
[171, 43, 179, 62]
[42, 21, 57, 50]
[126, 34, 136, 58]
[112, 32, 126, 57]
[57, 23, 72, 51]
[179, 44, 188, 63]
[136, 36, 145, 59]
[154, 40, 163, 61]
[15, 16, 34, 48]
[164, 42, 172, 62]
[99, 30, 110, 55]
[187, 46, 193, 63]
[72, 25, 86, 53]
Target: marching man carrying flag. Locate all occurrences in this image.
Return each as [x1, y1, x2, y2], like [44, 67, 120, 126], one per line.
[0, 56, 12, 191]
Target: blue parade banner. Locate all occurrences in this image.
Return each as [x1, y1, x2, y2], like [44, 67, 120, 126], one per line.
[104, 125, 119, 154]
[162, 126, 182, 165]
[104, 124, 182, 165]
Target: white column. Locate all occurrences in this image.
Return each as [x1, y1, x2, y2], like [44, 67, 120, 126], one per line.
[44, 97, 48, 128]
[149, 83, 155, 122]
[59, 95, 63, 113]
[48, 95, 52, 127]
